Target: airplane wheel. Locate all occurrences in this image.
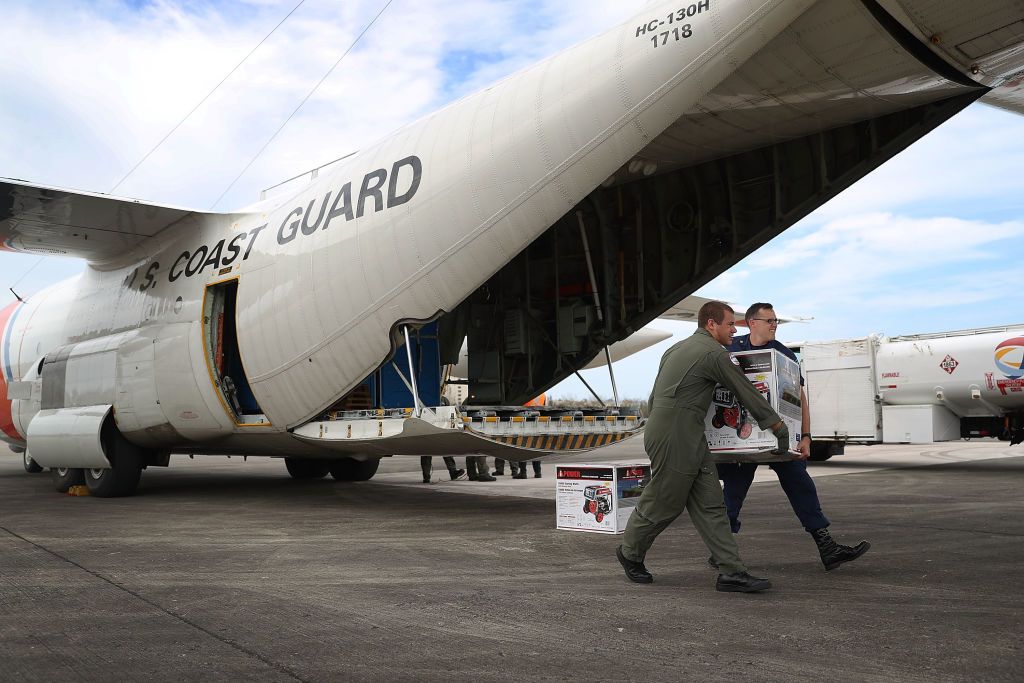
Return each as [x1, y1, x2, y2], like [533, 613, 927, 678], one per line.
[51, 467, 85, 492]
[284, 458, 331, 479]
[24, 451, 44, 473]
[85, 418, 145, 497]
[329, 457, 380, 481]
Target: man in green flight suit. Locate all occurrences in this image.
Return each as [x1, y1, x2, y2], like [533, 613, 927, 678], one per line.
[617, 300, 791, 593]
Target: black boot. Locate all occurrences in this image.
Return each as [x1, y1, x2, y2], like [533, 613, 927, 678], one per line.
[492, 458, 505, 476]
[716, 571, 771, 592]
[468, 457, 495, 482]
[513, 465, 527, 480]
[532, 461, 542, 478]
[616, 546, 653, 584]
[810, 527, 870, 571]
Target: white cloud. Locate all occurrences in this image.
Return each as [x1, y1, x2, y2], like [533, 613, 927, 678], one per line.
[0, 0, 648, 210]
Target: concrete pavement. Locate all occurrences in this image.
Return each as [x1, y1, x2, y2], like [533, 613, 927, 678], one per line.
[1, 440, 1022, 681]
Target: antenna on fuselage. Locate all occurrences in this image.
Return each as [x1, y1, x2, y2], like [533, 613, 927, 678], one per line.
[7, 254, 44, 303]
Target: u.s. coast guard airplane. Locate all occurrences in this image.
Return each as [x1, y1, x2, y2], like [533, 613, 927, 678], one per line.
[3, 0, 1024, 496]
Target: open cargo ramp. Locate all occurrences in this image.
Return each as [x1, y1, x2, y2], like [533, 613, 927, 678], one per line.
[290, 406, 643, 459]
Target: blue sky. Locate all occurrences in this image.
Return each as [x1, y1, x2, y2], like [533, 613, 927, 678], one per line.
[2, 0, 1023, 401]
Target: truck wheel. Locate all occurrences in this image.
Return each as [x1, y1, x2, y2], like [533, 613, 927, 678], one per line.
[809, 441, 844, 462]
[85, 422, 145, 497]
[24, 451, 44, 473]
[51, 467, 85, 492]
[329, 457, 380, 482]
[284, 458, 331, 479]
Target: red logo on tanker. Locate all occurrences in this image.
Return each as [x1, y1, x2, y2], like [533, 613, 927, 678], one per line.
[939, 355, 959, 375]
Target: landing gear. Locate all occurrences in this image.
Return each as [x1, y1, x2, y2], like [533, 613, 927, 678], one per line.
[85, 421, 145, 497]
[51, 467, 85, 492]
[23, 451, 43, 473]
[329, 457, 380, 481]
[284, 458, 331, 479]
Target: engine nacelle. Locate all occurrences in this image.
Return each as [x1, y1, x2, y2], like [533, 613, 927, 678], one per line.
[15, 323, 234, 451]
[26, 405, 113, 469]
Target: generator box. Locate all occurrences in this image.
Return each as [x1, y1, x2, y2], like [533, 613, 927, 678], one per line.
[705, 348, 802, 463]
[555, 462, 651, 534]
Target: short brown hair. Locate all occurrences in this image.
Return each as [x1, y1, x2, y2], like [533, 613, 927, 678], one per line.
[698, 300, 734, 328]
[744, 302, 773, 321]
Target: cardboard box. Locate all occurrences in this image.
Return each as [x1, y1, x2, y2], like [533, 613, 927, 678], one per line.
[555, 462, 651, 534]
[705, 348, 802, 463]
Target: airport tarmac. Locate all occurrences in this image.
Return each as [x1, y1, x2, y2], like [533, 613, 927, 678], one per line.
[1, 440, 1022, 681]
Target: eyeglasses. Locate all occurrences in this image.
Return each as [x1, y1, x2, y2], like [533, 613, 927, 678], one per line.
[750, 318, 780, 325]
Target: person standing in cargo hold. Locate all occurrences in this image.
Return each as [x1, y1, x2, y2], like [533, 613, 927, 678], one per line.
[718, 303, 870, 571]
[616, 301, 788, 593]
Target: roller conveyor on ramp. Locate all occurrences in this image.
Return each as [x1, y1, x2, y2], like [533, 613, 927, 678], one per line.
[290, 405, 643, 458]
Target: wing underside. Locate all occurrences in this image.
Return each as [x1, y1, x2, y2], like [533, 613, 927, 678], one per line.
[0, 178, 207, 266]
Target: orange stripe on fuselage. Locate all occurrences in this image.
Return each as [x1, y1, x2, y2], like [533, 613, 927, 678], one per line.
[0, 300, 25, 441]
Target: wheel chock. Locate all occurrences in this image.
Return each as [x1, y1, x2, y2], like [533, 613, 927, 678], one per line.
[67, 485, 90, 497]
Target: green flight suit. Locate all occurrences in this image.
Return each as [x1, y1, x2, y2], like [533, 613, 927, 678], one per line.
[621, 328, 782, 574]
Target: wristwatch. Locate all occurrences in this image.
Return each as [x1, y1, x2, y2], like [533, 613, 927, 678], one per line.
[800, 433, 812, 440]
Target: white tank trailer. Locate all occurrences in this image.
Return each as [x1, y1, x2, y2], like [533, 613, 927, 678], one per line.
[794, 325, 1024, 460]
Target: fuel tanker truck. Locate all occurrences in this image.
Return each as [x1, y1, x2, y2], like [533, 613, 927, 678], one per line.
[793, 325, 1024, 460]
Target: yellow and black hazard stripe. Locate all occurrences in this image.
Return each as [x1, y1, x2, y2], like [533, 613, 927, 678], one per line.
[488, 432, 630, 450]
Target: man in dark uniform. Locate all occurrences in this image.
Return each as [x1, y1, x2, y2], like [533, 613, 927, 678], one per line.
[616, 301, 789, 592]
[717, 303, 870, 571]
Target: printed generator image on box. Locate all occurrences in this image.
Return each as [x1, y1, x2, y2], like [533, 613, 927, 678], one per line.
[705, 348, 802, 463]
[556, 463, 651, 534]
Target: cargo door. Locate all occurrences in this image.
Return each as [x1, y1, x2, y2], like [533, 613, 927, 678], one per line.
[203, 280, 267, 426]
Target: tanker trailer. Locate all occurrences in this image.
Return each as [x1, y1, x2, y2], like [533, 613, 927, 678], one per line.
[797, 325, 1024, 460]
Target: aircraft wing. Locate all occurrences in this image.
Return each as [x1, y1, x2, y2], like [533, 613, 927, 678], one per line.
[660, 295, 811, 327]
[0, 177, 209, 266]
[982, 74, 1024, 115]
